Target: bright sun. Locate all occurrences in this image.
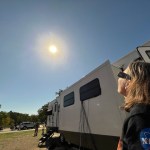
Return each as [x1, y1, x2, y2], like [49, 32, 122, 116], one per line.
[49, 45, 57, 54]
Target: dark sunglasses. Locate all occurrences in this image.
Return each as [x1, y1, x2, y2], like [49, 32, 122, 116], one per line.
[117, 72, 131, 80]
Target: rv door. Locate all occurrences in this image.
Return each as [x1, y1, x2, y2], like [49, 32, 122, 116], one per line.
[137, 46, 150, 62]
[52, 102, 59, 128]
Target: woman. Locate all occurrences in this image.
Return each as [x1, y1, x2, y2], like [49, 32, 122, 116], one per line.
[117, 61, 150, 150]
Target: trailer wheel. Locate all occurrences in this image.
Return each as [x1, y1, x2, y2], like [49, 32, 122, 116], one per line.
[38, 142, 43, 147]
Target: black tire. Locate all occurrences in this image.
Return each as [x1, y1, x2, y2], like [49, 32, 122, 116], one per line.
[38, 142, 43, 147]
[23, 126, 28, 130]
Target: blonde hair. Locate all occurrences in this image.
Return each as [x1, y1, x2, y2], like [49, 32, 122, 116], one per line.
[123, 61, 150, 111]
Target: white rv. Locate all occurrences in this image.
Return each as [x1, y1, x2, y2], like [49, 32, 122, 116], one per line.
[46, 42, 150, 150]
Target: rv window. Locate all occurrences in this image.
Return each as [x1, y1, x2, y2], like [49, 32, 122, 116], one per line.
[146, 50, 150, 59]
[64, 92, 75, 107]
[46, 110, 52, 115]
[80, 78, 101, 101]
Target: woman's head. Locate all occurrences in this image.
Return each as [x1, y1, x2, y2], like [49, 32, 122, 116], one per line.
[118, 61, 150, 111]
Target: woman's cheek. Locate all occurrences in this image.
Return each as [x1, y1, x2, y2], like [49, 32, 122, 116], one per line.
[118, 78, 126, 96]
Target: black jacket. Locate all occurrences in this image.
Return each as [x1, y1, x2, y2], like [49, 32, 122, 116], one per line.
[121, 104, 150, 150]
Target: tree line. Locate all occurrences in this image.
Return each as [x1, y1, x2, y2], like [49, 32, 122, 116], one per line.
[0, 103, 48, 128]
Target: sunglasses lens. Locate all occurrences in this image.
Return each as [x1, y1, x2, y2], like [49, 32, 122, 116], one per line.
[118, 72, 124, 78]
[117, 72, 131, 80]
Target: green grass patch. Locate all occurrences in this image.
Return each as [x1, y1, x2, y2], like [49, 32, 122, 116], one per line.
[0, 130, 33, 139]
[0, 129, 44, 150]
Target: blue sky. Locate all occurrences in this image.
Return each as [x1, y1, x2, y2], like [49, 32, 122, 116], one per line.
[0, 0, 150, 115]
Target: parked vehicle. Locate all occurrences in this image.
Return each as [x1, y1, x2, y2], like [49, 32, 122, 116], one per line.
[46, 41, 150, 150]
[18, 122, 35, 130]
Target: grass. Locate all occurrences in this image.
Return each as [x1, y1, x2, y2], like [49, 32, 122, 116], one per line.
[0, 129, 46, 150]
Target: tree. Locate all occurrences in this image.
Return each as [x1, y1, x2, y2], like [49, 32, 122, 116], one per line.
[9, 111, 31, 124]
[0, 111, 11, 127]
[0, 104, 50, 127]
[38, 103, 48, 123]
[30, 115, 38, 122]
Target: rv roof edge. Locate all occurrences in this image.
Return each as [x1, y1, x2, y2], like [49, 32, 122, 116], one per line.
[113, 40, 150, 70]
[141, 40, 150, 47]
[62, 60, 111, 92]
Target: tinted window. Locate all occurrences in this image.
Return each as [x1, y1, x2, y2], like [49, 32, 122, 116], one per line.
[146, 50, 150, 59]
[46, 110, 52, 115]
[80, 78, 101, 101]
[64, 92, 75, 107]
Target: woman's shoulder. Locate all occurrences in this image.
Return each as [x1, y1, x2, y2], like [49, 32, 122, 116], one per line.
[123, 106, 150, 134]
[129, 103, 150, 117]
[123, 105, 150, 133]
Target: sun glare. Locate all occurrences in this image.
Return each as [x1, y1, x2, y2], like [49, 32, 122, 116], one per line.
[49, 45, 57, 54]
[37, 33, 68, 66]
